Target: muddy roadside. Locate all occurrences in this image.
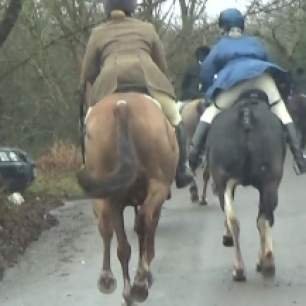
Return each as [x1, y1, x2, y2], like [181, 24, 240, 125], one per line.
[0, 192, 64, 281]
[0, 142, 84, 281]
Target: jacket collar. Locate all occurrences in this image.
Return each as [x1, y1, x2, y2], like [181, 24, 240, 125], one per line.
[110, 10, 126, 20]
[227, 27, 243, 38]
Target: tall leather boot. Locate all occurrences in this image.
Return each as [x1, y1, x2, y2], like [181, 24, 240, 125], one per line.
[175, 123, 194, 188]
[286, 122, 306, 174]
[189, 121, 211, 171]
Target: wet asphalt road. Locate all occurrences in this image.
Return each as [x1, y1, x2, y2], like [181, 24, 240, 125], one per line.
[0, 154, 306, 306]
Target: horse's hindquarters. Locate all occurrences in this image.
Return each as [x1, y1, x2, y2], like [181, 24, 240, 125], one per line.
[208, 101, 286, 184]
[84, 93, 178, 188]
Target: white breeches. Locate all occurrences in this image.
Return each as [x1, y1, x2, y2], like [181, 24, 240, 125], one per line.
[200, 73, 292, 125]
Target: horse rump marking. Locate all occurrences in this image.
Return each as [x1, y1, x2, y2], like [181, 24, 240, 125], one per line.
[116, 99, 128, 106]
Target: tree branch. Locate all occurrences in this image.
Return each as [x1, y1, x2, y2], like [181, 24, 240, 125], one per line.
[0, 18, 103, 82]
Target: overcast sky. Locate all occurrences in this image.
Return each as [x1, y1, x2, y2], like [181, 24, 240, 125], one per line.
[205, 0, 250, 18]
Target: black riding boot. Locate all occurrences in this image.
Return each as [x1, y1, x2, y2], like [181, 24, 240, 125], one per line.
[189, 121, 211, 171]
[175, 123, 193, 188]
[286, 122, 306, 174]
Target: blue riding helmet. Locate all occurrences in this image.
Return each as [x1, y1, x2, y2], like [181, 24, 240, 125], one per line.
[218, 8, 245, 32]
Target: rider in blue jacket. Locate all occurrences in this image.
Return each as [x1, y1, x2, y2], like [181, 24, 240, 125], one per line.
[189, 8, 306, 174]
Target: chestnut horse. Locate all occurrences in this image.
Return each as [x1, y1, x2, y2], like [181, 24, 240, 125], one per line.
[180, 99, 211, 205]
[77, 93, 178, 305]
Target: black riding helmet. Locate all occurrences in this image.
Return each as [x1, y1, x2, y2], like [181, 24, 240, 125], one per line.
[103, 0, 137, 16]
[218, 8, 245, 32]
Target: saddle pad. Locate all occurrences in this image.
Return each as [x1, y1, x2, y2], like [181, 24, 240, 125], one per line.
[143, 95, 162, 109]
[177, 100, 188, 113]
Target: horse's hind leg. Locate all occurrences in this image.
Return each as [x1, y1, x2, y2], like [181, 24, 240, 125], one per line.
[256, 183, 278, 277]
[132, 206, 149, 303]
[222, 186, 236, 246]
[200, 162, 210, 206]
[223, 179, 246, 281]
[189, 175, 199, 203]
[131, 182, 168, 303]
[112, 206, 133, 305]
[95, 199, 117, 294]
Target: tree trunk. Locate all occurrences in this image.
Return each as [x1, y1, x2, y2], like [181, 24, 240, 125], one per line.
[0, 0, 23, 47]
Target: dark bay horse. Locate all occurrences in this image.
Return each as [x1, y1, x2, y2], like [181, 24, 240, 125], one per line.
[180, 99, 211, 205]
[77, 93, 178, 305]
[207, 93, 286, 281]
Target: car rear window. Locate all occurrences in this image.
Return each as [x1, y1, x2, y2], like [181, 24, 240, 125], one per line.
[0, 152, 10, 162]
[0, 151, 20, 162]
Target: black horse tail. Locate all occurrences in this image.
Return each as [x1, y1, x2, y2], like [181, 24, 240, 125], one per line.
[238, 102, 255, 132]
[77, 100, 139, 198]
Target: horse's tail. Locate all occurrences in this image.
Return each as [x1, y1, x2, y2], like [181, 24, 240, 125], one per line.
[77, 100, 138, 198]
[238, 102, 255, 132]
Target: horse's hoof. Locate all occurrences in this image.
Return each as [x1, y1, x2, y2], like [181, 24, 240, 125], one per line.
[189, 184, 199, 203]
[131, 281, 149, 303]
[222, 235, 234, 247]
[147, 271, 154, 288]
[257, 252, 275, 277]
[121, 298, 136, 306]
[232, 268, 246, 282]
[98, 271, 117, 294]
[200, 198, 208, 206]
[262, 265, 276, 278]
[191, 192, 199, 203]
[260, 253, 276, 278]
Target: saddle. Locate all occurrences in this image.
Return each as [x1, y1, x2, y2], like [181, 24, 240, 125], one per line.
[115, 84, 161, 109]
[238, 89, 269, 104]
[116, 84, 149, 95]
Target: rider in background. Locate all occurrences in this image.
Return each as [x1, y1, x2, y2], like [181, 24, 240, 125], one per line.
[189, 8, 306, 174]
[80, 0, 193, 188]
[181, 46, 210, 101]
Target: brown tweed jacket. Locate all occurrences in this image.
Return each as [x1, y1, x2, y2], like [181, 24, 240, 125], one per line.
[81, 10, 175, 105]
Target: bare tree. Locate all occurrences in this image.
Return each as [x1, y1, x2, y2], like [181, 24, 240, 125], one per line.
[178, 0, 208, 34]
[0, 0, 23, 47]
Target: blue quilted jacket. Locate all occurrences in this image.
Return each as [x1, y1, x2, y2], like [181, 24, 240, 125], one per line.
[199, 35, 288, 99]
